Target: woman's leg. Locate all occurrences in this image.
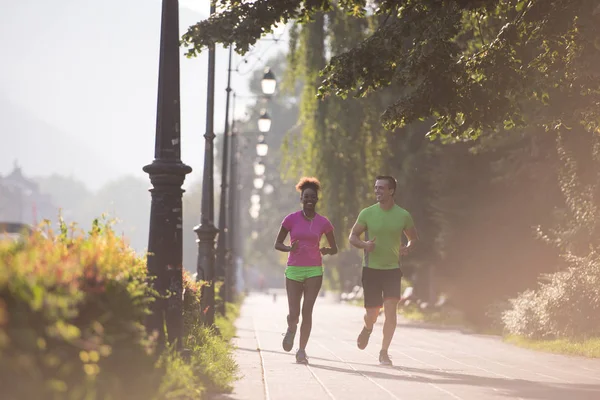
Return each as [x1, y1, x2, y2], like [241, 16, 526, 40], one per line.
[298, 275, 323, 350]
[283, 277, 304, 351]
[285, 277, 304, 328]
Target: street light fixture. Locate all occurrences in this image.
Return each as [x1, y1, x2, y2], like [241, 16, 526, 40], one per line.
[258, 109, 272, 133]
[249, 202, 261, 220]
[263, 184, 274, 195]
[256, 135, 268, 157]
[253, 160, 266, 176]
[253, 177, 265, 190]
[213, 54, 277, 315]
[249, 207, 260, 220]
[261, 67, 277, 95]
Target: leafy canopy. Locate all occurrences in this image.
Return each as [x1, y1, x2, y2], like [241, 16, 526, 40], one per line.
[182, 1, 600, 140]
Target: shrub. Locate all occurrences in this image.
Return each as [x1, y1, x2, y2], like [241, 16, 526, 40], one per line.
[154, 345, 204, 400]
[182, 275, 239, 394]
[0, 219, 161, 400]
[503, 252, 600, 339]
[502, 132, 600, 340]
[0, 218, 239, 400]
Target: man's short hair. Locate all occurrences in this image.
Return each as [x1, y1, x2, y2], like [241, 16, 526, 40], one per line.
[376, 175, 397, 195]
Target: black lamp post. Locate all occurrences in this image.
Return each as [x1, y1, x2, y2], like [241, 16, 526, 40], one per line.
[215, 59, 277, 309]
[195, 1, 219, 327]
[143, 0, 192, 349]
[215, 46, 234, 314]
[226, 93, 239, 305]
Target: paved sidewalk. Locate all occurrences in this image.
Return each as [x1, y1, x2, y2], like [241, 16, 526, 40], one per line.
[225, 292, 600, 400]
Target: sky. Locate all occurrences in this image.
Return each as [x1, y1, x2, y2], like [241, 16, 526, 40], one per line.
[0, 0, 288, 190]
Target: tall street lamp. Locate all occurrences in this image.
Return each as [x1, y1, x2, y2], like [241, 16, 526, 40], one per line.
[195, 1, 219, 327]
[215, 45, 234, 311]
[143, 0, 192, 348]
[216, 61, 277, 309]
[226, 96, 240, 304]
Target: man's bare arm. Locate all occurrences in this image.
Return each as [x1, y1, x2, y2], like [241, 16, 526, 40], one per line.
[402, 226, 419, 254]
[349, 222, 368, 249]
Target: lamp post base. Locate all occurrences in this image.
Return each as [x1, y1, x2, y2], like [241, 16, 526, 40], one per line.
[194, 220, 219, 326]
[143, 159, 192, 349]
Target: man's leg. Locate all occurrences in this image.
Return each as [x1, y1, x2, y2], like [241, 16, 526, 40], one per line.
[358, 267, 382, 349]
[364, 307, 380, 330]
[381, 298, 400, 351]
[378, 268, 402, 365]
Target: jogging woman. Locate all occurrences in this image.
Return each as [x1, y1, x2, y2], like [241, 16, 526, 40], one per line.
[274, 177, 338, 364]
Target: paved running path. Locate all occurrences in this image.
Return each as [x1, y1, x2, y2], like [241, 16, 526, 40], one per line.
[223, 292, 600, 400]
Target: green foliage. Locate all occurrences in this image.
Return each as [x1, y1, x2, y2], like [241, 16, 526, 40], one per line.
[502, 252, 600, 339]
[155, 346, 204, 400]
[229, 52, 303, 285]
[0, 218, 158, 400]
[503, 133, 600, 339]
[183, 1, 600, 141]
[505, 335, 600, 358]
[282, 9, 390, 243]
[215, 301, 242, 342]
[186, 324, 238, 393]
[182, 277, 239, 394]
[318, 0, 598, 138]
[536, 132, 600, 255]
[0, 218, 239, 400]
[189, 0, 600, 334]
[34, 174, 152, 254]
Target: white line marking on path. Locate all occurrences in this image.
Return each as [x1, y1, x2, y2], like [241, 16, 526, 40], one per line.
[253, 317, 271, 400]
[332, 335, 464, 400]
[315, 340, 402, 400]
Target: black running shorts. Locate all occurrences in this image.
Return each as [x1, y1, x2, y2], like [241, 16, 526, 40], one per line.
[361, 267, 402, 308]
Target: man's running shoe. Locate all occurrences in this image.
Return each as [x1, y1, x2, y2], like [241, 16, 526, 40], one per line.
[296, 349, 309, 364]
[357, 326, 372, 350]
[379, 349, 393, 366]
[282, 327, 296, 352]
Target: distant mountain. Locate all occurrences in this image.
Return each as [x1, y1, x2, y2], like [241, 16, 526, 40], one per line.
[0, 1, 213, 190]
[0, 96, 119, 187]
[0, 1, 285, 191]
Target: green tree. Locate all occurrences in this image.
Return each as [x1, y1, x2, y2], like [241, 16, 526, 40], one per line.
[183, 1, 600, 328]
[183, 1, 600, 140]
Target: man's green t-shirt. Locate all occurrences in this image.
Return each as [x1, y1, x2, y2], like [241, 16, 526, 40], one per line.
[356, 203, 414, 270]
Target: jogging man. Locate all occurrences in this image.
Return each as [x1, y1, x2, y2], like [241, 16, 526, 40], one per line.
[348, 175, 419, 365]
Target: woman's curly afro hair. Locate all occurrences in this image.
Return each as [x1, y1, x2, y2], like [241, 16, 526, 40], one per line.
[295, 176, 321, 194]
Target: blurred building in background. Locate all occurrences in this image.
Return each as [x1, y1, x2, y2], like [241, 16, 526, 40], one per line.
[0, 161, 57, 225]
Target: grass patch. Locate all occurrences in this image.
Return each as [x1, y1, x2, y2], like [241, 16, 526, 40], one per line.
[186, 324, 239, 394]
[400, 306, 464, 326]
[215, 301, 241, 343]
[399, 306, 504, 335]
[504, 335, 600, 358]
[182, 280, 241, 396]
